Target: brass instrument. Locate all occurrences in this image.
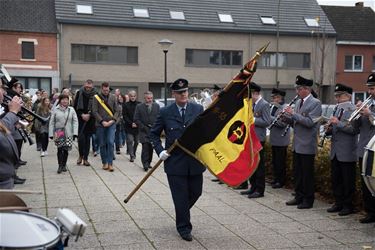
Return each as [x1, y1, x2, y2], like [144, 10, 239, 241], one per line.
[348, 95, 373, 123]
[189, 89, 213, 110]
[268, 95, 299, 130]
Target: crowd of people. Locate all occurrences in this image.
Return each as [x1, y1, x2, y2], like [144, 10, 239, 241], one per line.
[1, 73, 375, 242]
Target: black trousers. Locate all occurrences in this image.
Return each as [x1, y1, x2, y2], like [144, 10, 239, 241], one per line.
[141, 142, 153, 168]
[78, 133, 91, 160]
[167, 174, 203, 236]
[331, 156, 356, 209]
[293, 151, 315, 205]
[35, 131, 42, 150]
[272, 145, 287, 185]
[359, 158, 375, 215]
[57, 147, 69, 167]
[39, 132, 49, 151]
[15, 139, 23, 159]
[249, 142, 265, 194]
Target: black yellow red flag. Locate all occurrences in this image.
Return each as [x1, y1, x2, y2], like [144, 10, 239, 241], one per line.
[176, 43, 268, 186]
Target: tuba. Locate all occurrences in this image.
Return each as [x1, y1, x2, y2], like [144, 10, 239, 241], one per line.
[362, 135, 375, 196]
[189, 89, 213, 109]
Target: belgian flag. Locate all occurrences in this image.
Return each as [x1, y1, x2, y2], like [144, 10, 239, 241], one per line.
[176, 44, 268, 187]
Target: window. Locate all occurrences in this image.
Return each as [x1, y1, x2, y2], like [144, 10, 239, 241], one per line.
[133, 8, 149, 18]
[304, 17, 319, 27]
[260, 16, 276, 25]
[344, 55, 363, 71]
[76, 4, 93, 14]
[71, 44, 138, 64]
[185, 49, 242, 67]
[218, 13, 233, 23]
[259, 52, 310, 69]
[21, 41, 35, 59]
[16, 77, 51, 94]
[170, 11, 185, 20]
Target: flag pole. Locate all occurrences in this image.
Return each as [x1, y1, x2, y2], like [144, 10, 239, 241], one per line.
[124, 141, 178, 203]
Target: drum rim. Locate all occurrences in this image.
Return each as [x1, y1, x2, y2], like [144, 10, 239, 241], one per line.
[0, 211, 61, 248]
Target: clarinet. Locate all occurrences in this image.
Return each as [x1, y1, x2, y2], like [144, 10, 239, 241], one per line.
[268, 95, 299, 130]
[318, 105, 342, 148]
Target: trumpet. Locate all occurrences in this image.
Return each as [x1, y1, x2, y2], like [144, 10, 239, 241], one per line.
[268, 95, 299, 130]
[347, 95, 373, 123]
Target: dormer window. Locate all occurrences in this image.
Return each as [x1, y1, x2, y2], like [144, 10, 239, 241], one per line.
[218, 13, 233, 23]
[76, 4, 93, 14]
[260, 16, 276, 25]
[133, 8, 149, 18]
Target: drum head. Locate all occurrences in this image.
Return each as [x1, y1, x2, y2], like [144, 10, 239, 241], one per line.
[0, 211, 60, 248]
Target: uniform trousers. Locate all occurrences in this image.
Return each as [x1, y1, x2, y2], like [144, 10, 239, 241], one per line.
[167, 174, 203, 236]
[331, 156, 356, 209]
[272, 145, 287, 185]
[250, 142, 265, 194]
[141, 142, 153, 169]
[359, 158, 375, 216]
[293, 151, 315, 205]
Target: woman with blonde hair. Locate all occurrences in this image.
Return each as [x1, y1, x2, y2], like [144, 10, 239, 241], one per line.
[34, 97, 51, 157]
[49, 94, 78, 174]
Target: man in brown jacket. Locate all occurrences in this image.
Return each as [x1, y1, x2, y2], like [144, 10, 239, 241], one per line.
[92, 82, 119, 171]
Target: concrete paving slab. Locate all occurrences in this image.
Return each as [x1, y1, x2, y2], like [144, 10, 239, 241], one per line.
[284, 232, 341, 247]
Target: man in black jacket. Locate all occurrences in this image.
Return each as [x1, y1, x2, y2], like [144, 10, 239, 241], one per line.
[73, 79, 96, 166]
[123, 90, 140, 162]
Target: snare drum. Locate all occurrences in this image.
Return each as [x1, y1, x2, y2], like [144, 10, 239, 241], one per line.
[0, 211, 60, 249]
[362, 135, 375, 196]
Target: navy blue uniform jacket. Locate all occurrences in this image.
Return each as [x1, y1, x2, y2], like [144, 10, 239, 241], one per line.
[150, 102, 206, 175]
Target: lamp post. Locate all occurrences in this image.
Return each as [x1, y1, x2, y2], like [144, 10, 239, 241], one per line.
[158, 39, 173, 106]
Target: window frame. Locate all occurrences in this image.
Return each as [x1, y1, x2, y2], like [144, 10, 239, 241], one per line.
[304, 17, 320, 27]
[260, 16, 276, 25]
[21, 41, 35, 60]
[71, 44, 138, 65]
[258, 52, 311, 69]
[133, 8, 149, 18]
[344, 55, 363, 72]
[185, 49, 243, 67]
[372, 55, 375, 72]
[218, 13, 234, 23]
[76, 4, 93, 14]
[170, 10, 185, 20]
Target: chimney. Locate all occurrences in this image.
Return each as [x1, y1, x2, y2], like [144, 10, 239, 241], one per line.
[355, 2, 364, 7]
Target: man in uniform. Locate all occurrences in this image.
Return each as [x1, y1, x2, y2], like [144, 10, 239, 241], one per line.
[269, 88, 290, 189]
[326, 83, 358, 216]
[353, 73, 375, 223]
[150, 78, 205, 241]
[240, 82, 271, 198]
[134, 91, 160, 171]
[284, 75, 322, 209]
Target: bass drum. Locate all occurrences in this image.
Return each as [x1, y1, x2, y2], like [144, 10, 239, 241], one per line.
[362, 135, 375, 196]
[0, 211, 60, 249]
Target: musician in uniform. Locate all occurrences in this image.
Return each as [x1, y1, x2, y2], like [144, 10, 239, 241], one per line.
[240, 82, 271, 198]
[150, 78, 205, 241]
[269, 88, 290, 189]
[284, 75, 322, 209]
[353, 73, 375, 223]
[326, 83, 358, 216]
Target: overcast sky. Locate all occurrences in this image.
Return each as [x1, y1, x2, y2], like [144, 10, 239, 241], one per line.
[317, 0, 375, 9]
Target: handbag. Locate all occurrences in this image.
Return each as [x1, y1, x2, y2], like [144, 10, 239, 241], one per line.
[54, 108, 71, 147]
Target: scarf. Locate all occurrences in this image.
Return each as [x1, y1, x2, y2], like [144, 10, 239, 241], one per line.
[76, 86, 96, 111]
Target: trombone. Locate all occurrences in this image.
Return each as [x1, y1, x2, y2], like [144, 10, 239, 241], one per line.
[347, 95, 373, 123]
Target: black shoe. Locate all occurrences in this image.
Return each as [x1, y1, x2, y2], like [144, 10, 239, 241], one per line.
[270, 179, 277, 185]
[57, 166, 63, 174]
[14, 176, 26, 182]
[233, 184, 248, 190]
[130, 156, 135, 162]
[297, 202, 313, 209]
[181, 233, 192, 241]
[61, 166, 67, 172]
[19, 160, 27, 165]
[327, 204, 343, 213]
[286, 198, 301, 206]
[240, 189, 254, 195]
[211, 179, 220, 182]
[248, 192, 264, 199]
[272, 182, 283, 189]
[116, 151, 120, 155]
[359, 214, 375, 223]
[338, 208, 354, 216]
[14, 178, 26, 184]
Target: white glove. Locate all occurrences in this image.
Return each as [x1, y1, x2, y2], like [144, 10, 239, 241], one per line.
[159, 150, 170, 161]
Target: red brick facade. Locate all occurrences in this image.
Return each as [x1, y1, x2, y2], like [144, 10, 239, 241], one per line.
[0, 31, 57, 70]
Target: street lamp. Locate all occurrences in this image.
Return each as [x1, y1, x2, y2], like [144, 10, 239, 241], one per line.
[158, 39, 173, 106]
